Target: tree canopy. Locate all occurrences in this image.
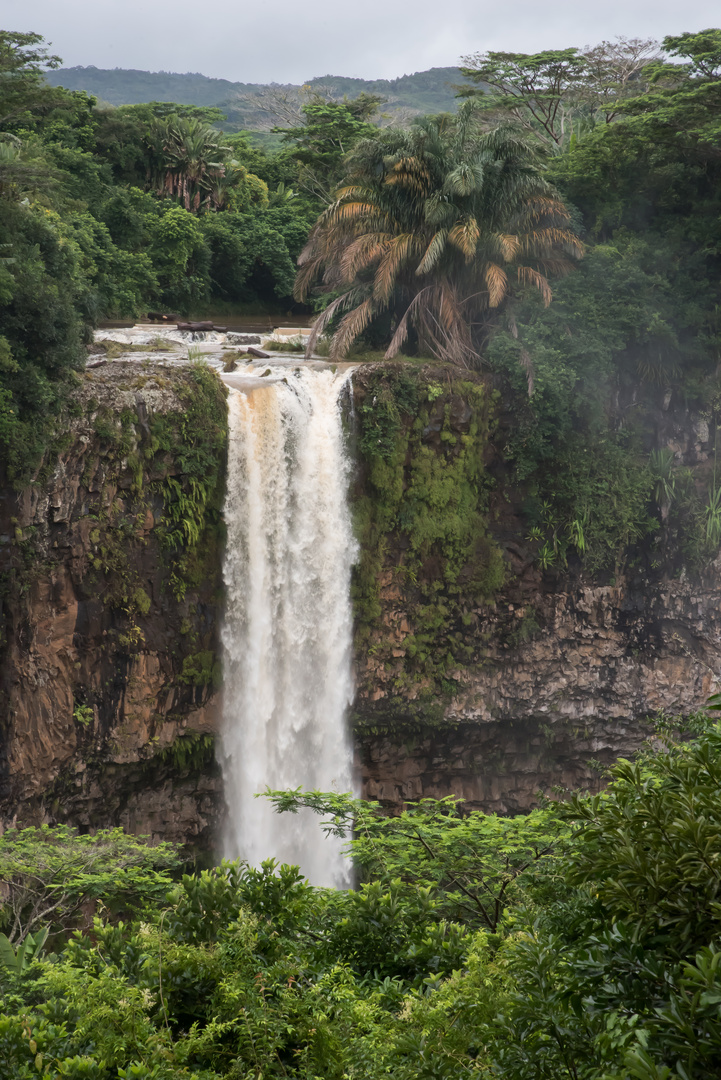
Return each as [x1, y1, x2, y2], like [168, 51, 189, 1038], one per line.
[1, 721, 720, 1078]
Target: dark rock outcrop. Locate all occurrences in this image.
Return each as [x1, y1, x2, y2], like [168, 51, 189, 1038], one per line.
[0, 363, 226, 854]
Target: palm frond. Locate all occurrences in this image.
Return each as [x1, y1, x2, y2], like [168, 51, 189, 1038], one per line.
[496, 233, 520, 260]
[293, 253, 327, 301]
[443, 162, 484, 196]
[416, 230, 449, 275]
[448, 218, 480, 259]
[485, 263, 509, 308]
[373, 234, 417, 303]
[304, 287, 368, 356]
[385, 157, 432, 194]
[385, 286, 437, 358]
[331, 297, 377, 358]
[518, 228, 584, 257]
[517, 265, 553, 305]
[340, 233, 393, 282]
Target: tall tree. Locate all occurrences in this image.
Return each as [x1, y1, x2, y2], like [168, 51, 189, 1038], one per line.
[277, 93, 383, 202]
[0, 30, 61, 128]
[578, 37, 661, 122]
[619, 28, 721, 151]
[459, 39, 660, 148]
[147, 115, 231, 211]
[459, 49, 586, 148]
[296, 105, 581, 364]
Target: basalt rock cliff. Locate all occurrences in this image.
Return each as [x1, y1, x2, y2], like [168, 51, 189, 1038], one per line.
[349, 363, 719, 813]
[0, 362, 226, 854]
[0, 360, 717, 851]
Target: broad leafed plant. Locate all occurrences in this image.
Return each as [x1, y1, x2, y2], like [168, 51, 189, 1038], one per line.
[295, 104, 583, 365]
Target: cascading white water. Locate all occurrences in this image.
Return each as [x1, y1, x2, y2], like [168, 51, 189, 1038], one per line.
[219, 367, 357, 887]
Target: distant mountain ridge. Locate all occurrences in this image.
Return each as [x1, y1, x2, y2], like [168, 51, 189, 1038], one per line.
[45, 65, 462, 129]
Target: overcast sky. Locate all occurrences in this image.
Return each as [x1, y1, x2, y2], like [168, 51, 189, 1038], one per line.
[4, 0, 720, 84]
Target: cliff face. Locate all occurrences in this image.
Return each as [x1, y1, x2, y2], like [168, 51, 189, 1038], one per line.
[0, 362, 227, 853]
[0, 360, 718, 852]
[349, 364, 720, 811]
[354, 572, 718, 812]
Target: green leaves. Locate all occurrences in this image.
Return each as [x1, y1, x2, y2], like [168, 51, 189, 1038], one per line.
[1, 727, 721, 1080]
[277, 94, 382, 203]
[0, 825, 180, 943]
[266, 788, 568, 933]
[0, 926, 49, 972]
[563, 726, 721, 954]
[459, 48, 588, 149]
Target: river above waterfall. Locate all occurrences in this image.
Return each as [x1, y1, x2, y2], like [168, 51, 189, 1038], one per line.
[218, 366, 358, 887]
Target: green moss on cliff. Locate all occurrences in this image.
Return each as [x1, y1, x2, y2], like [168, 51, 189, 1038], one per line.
[85, 364, 227, 644]
[352, 364, 505, 691]
[149, 363, 228, 600]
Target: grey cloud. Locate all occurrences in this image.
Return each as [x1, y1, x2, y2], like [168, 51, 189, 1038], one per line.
[4, 0, 720, 84]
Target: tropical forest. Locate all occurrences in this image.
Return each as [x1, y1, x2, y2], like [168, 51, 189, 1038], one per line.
[1, 24, 721, 1080]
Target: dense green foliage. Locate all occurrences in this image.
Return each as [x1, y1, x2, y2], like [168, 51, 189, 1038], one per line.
[459, 38, 661, 148]
[275, 93, 384, 201]
[0, 32, 318, 478]
[466, 30, 721, 574]
[1, 721, 720, 1078]
[0, 826, 179, 943]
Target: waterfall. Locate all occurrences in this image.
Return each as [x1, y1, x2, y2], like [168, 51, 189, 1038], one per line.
[219, 367, 357, 887]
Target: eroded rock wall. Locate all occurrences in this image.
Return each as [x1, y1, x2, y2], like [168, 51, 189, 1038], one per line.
[0, 362, 226, 852]
[350, 365, 720, 810]
[1, 361, 718, 853]
[355, 572, 720, 811]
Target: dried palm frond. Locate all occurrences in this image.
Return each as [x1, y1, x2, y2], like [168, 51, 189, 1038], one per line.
[331, 298, 377, 359]
[385, 157, 431, 193]
[304, 287, 368, 357]
[416, 229, 449, 275]
[522, 195, 572, 221]
[485, 263, 509, 307]
[448, 218, 480, 259]
[517, 265, 553, 305]
[373, 234, 418, 303]
[340, 233, 394, 281]
[496, 233, 521, 260]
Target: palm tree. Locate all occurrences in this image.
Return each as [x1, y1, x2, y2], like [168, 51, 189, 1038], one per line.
[295, 104, 583, 364]
[146, 116, 230, 212]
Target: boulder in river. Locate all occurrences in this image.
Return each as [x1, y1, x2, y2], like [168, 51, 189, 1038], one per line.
[226, 333, 262, 345]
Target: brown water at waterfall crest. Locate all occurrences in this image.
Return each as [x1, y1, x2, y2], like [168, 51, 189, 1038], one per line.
[218, 368, 357, 886]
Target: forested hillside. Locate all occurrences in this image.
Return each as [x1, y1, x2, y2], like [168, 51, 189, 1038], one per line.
[45, 65, 462, 129]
